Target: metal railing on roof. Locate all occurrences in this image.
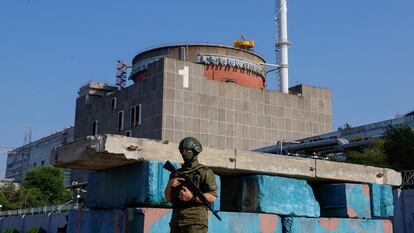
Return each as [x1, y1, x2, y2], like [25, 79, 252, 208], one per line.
[0, 204, 82, 217]
[133, 42, 266, 60]
[401, 170, 414, 188]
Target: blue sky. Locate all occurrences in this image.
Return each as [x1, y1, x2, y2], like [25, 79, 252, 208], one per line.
[1, 1, 413, 177]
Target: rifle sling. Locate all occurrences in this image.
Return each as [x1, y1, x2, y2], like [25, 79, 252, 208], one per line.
[180, 164, 205, 174]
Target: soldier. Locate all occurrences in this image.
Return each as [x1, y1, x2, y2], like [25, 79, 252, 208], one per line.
[164, 137, 218, 233]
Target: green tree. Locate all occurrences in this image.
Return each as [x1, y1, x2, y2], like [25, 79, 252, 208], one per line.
[21, 187, 48, 208]
[0, 167, 72, 210]
[346, 125, 414, 170]
[338, 123, 352, 131]
[0, 181, 19, 210]
[382, 125, 414, 170]
[346, 139, 389, 167]
[21, 166, 72, 207]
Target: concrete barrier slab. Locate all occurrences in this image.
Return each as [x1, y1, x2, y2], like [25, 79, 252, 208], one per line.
[221, 175, 320, 217]
[87, 160, 221, 209]
[235, 150, 316, 178]
[53, 134, 236, 171]
[318, 184, 371, 219]
[67, 208, 282, 233]
[370, 184, 393, 218]
[67, 209, 127, 233]
[282, 217, 393, 233]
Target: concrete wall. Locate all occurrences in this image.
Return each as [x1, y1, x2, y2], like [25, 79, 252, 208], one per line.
[0, 178, 398, 232]
[162, 58, 332, 150]
[67, 208, 282, 233]
[0, 206, 396, 233]
[393, 189, 414, 233]
[282, 217, 392, 233]
[0, 213, 67, 233]
[74, 57, 332, 151]
[74, 61, 164, 140]
[72, 56, 332, 182]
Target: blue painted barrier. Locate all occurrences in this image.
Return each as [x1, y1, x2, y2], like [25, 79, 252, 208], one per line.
[87, 161, 221, 210]
[369, 184, 393, 218]
[221, 175, 320, 217]
[282, 217, 392, 233]
[318, 183, 371, 218]
[67, 209, 128, 233]
[67, 208, 282, 233]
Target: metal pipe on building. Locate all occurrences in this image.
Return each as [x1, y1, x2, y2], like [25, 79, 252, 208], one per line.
[276, 0, 290, 93]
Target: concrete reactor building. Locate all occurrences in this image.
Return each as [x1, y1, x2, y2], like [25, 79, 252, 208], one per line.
[74, 44, 333, 152]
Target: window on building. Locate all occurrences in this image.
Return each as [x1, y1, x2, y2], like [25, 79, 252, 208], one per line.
[33, 162, 36, 167]
[92, 120, 98, 135]
[41, 161, 45, 166]
[130, 104, 142, 127]
[130, 106, 135, 127]
[111, 98, 117, 111]
[117, 111, 124, 132]
[125, 130, 131, 137]
[179, 47, 186, 61]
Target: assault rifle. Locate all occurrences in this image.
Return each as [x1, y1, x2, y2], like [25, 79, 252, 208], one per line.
[163, 160, 222, 221]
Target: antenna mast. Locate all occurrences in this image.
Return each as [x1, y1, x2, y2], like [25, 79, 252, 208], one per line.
[275, 0, 290, 93]
[23, 125, 32, 146]
[116, 60, 131, 89]
[22, 125, 32, 179]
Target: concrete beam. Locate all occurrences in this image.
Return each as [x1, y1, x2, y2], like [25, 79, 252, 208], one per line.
[53, 134, 235, 171]
[315, 160, 400, 186]
[282, 217, 392, 233]
[53, 134, 402, 186]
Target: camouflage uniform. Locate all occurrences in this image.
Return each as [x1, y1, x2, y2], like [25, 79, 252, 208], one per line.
[169, 163, 217, 233]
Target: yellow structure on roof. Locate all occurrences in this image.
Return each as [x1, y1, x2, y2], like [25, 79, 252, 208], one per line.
[233, 35, 254, 50]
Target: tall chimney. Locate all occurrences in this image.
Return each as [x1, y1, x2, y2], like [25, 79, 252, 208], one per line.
[276, 0, 290, 93]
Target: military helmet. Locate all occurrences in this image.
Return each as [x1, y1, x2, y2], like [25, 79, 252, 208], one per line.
[179, 137, 202, 154]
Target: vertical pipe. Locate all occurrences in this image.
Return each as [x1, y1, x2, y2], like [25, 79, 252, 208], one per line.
[276, 0, 289, 93]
